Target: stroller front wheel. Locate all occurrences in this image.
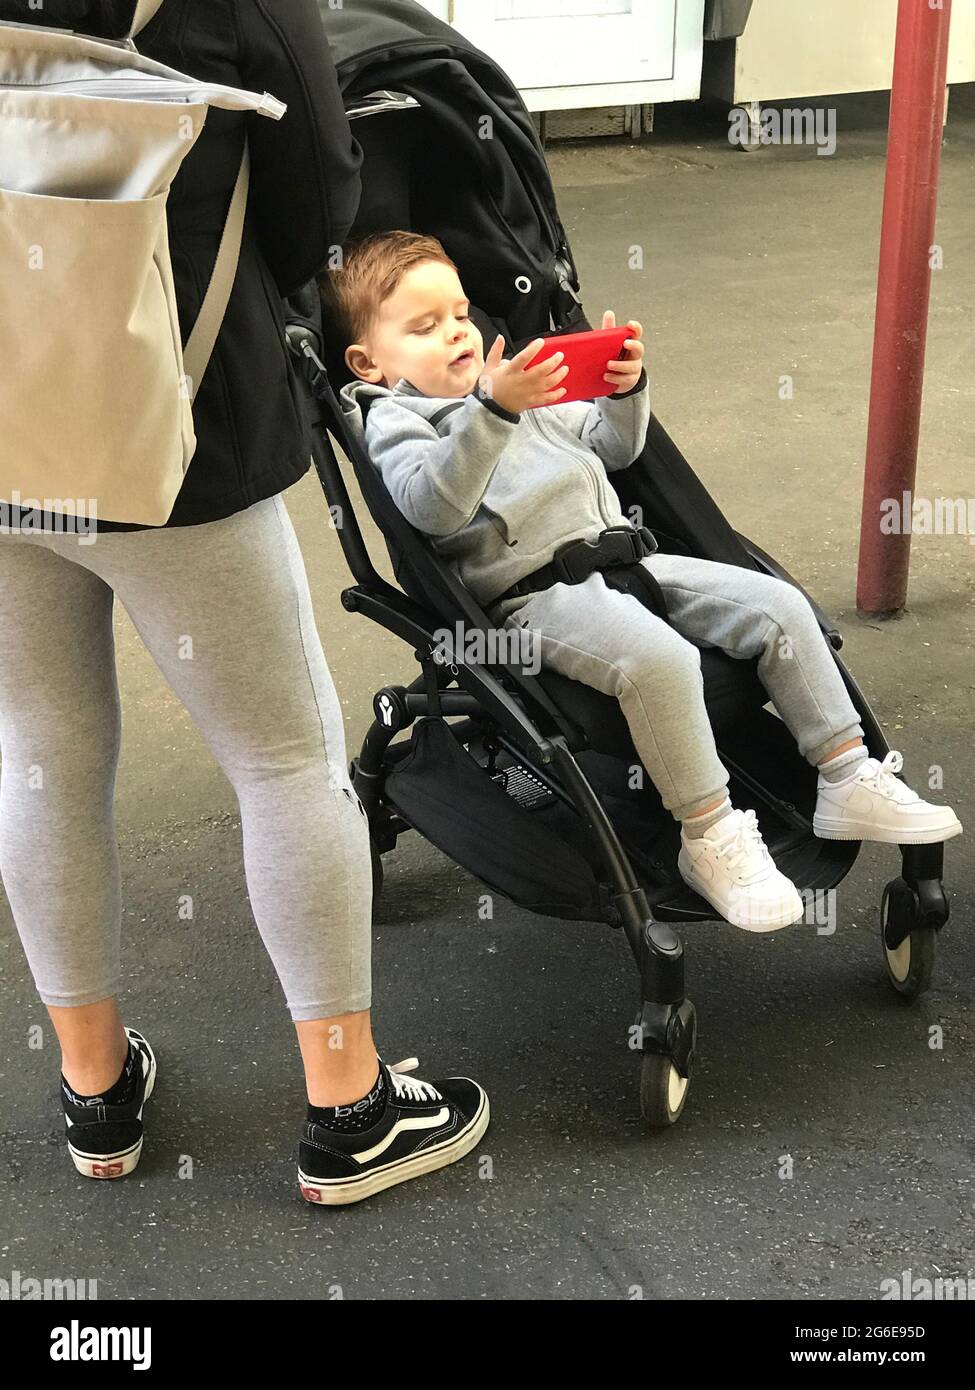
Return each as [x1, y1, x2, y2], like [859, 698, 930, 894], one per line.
[639, 1053, 689, 1129]
[881, 880, 935, 998]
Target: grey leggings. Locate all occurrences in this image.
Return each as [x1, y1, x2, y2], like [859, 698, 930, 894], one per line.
[502, 553, 866, 821]
[0, 495, 372, 1021]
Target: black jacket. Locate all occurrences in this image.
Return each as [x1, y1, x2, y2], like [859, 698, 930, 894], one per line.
[1, 0, 361, 531]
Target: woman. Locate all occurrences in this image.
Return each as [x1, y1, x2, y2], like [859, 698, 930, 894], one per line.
[0, 0, 488, 1206]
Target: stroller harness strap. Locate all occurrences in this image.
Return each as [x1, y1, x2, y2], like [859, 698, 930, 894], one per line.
[498, 523, 659, 602]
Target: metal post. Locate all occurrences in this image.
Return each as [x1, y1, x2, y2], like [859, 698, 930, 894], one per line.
[856, 0, 953, 618]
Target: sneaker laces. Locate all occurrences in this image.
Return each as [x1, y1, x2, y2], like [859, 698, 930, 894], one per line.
[862, 750, 917, 803]
[710, 808, 770, 883]
[387, 1057, 442, 1103]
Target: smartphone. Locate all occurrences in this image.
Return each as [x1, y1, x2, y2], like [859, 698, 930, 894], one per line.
[522, 326, 630, 405]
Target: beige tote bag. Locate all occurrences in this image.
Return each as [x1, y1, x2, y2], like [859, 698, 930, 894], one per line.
[0, 0, 286, 526]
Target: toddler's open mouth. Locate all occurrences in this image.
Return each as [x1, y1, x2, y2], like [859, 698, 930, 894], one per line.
[450, 349, 475, 368]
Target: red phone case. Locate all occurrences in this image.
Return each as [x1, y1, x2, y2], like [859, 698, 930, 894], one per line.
[522, 326, 631, 405]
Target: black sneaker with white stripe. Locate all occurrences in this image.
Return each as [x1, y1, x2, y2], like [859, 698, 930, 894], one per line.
[298, 1057, 489, 1205]
[61, 1027, 157, 1179]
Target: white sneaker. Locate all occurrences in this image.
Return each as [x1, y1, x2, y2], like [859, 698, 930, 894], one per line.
[678, 807, 804, 932]
[813, 750, 963, 845]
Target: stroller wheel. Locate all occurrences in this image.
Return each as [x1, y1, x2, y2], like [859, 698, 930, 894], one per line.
[639, 1053, 689, 1129]
[881, 880, 935, 999]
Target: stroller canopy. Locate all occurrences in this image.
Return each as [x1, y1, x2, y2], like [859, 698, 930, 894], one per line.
[318, 0, 581, 343]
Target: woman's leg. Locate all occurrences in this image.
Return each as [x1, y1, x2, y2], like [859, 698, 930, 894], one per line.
[18, 497, 377, 1106]
[0, 537, 130, 1093]
[296, 1011, 377, 1107]
[48, 999, 130, 1095]
[98, 497, 376, 1103]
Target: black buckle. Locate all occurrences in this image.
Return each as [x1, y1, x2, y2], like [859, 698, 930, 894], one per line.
[636, 525, 657, 555]
[551, 525, 653, 584]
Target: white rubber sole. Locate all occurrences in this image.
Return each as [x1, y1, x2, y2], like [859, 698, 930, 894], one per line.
[298, 1087, 490, 1206]
[68, 1031, 157, 1180]
[678, 851, 803, 932]
[813, 813, 963, 845]
[68, 1137, 144, 1180]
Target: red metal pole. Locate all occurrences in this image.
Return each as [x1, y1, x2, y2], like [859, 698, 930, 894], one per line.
[856, 0, 952, 617]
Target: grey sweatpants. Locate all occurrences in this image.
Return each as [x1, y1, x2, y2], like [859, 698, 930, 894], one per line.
[0, 495, 372, 1021]
[500, 553, 865, 821]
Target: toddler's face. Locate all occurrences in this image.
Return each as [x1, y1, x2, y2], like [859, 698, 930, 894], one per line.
[345, 260, 484, 398]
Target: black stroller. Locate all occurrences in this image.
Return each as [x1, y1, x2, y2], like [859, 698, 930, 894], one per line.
[286, 0, 951, 1128]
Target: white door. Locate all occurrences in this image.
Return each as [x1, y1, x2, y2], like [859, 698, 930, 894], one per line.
[420, 1, 679, 90]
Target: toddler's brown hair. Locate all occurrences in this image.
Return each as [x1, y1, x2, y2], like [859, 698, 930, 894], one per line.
[320, 230, 459, 346]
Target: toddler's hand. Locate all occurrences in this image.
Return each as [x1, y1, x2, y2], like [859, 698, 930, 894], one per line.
[601, 310, 645, 395]
[477, 334, 569, 414]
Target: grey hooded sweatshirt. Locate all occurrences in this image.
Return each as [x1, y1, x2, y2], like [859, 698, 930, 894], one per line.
[338, 366, 651, 611]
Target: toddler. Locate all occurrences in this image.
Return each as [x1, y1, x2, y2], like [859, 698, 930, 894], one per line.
[329, 231, 962, 930]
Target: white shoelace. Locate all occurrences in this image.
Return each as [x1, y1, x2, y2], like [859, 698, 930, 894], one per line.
[387, 1058, 442, 1104]
[710, 808, 770, 883]
[859, 750, 917, 803]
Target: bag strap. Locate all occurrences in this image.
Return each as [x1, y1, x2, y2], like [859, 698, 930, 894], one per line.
[182, 142, 250, 402]
[129, 0, 166, 37]
[126, 0, 249, 399]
